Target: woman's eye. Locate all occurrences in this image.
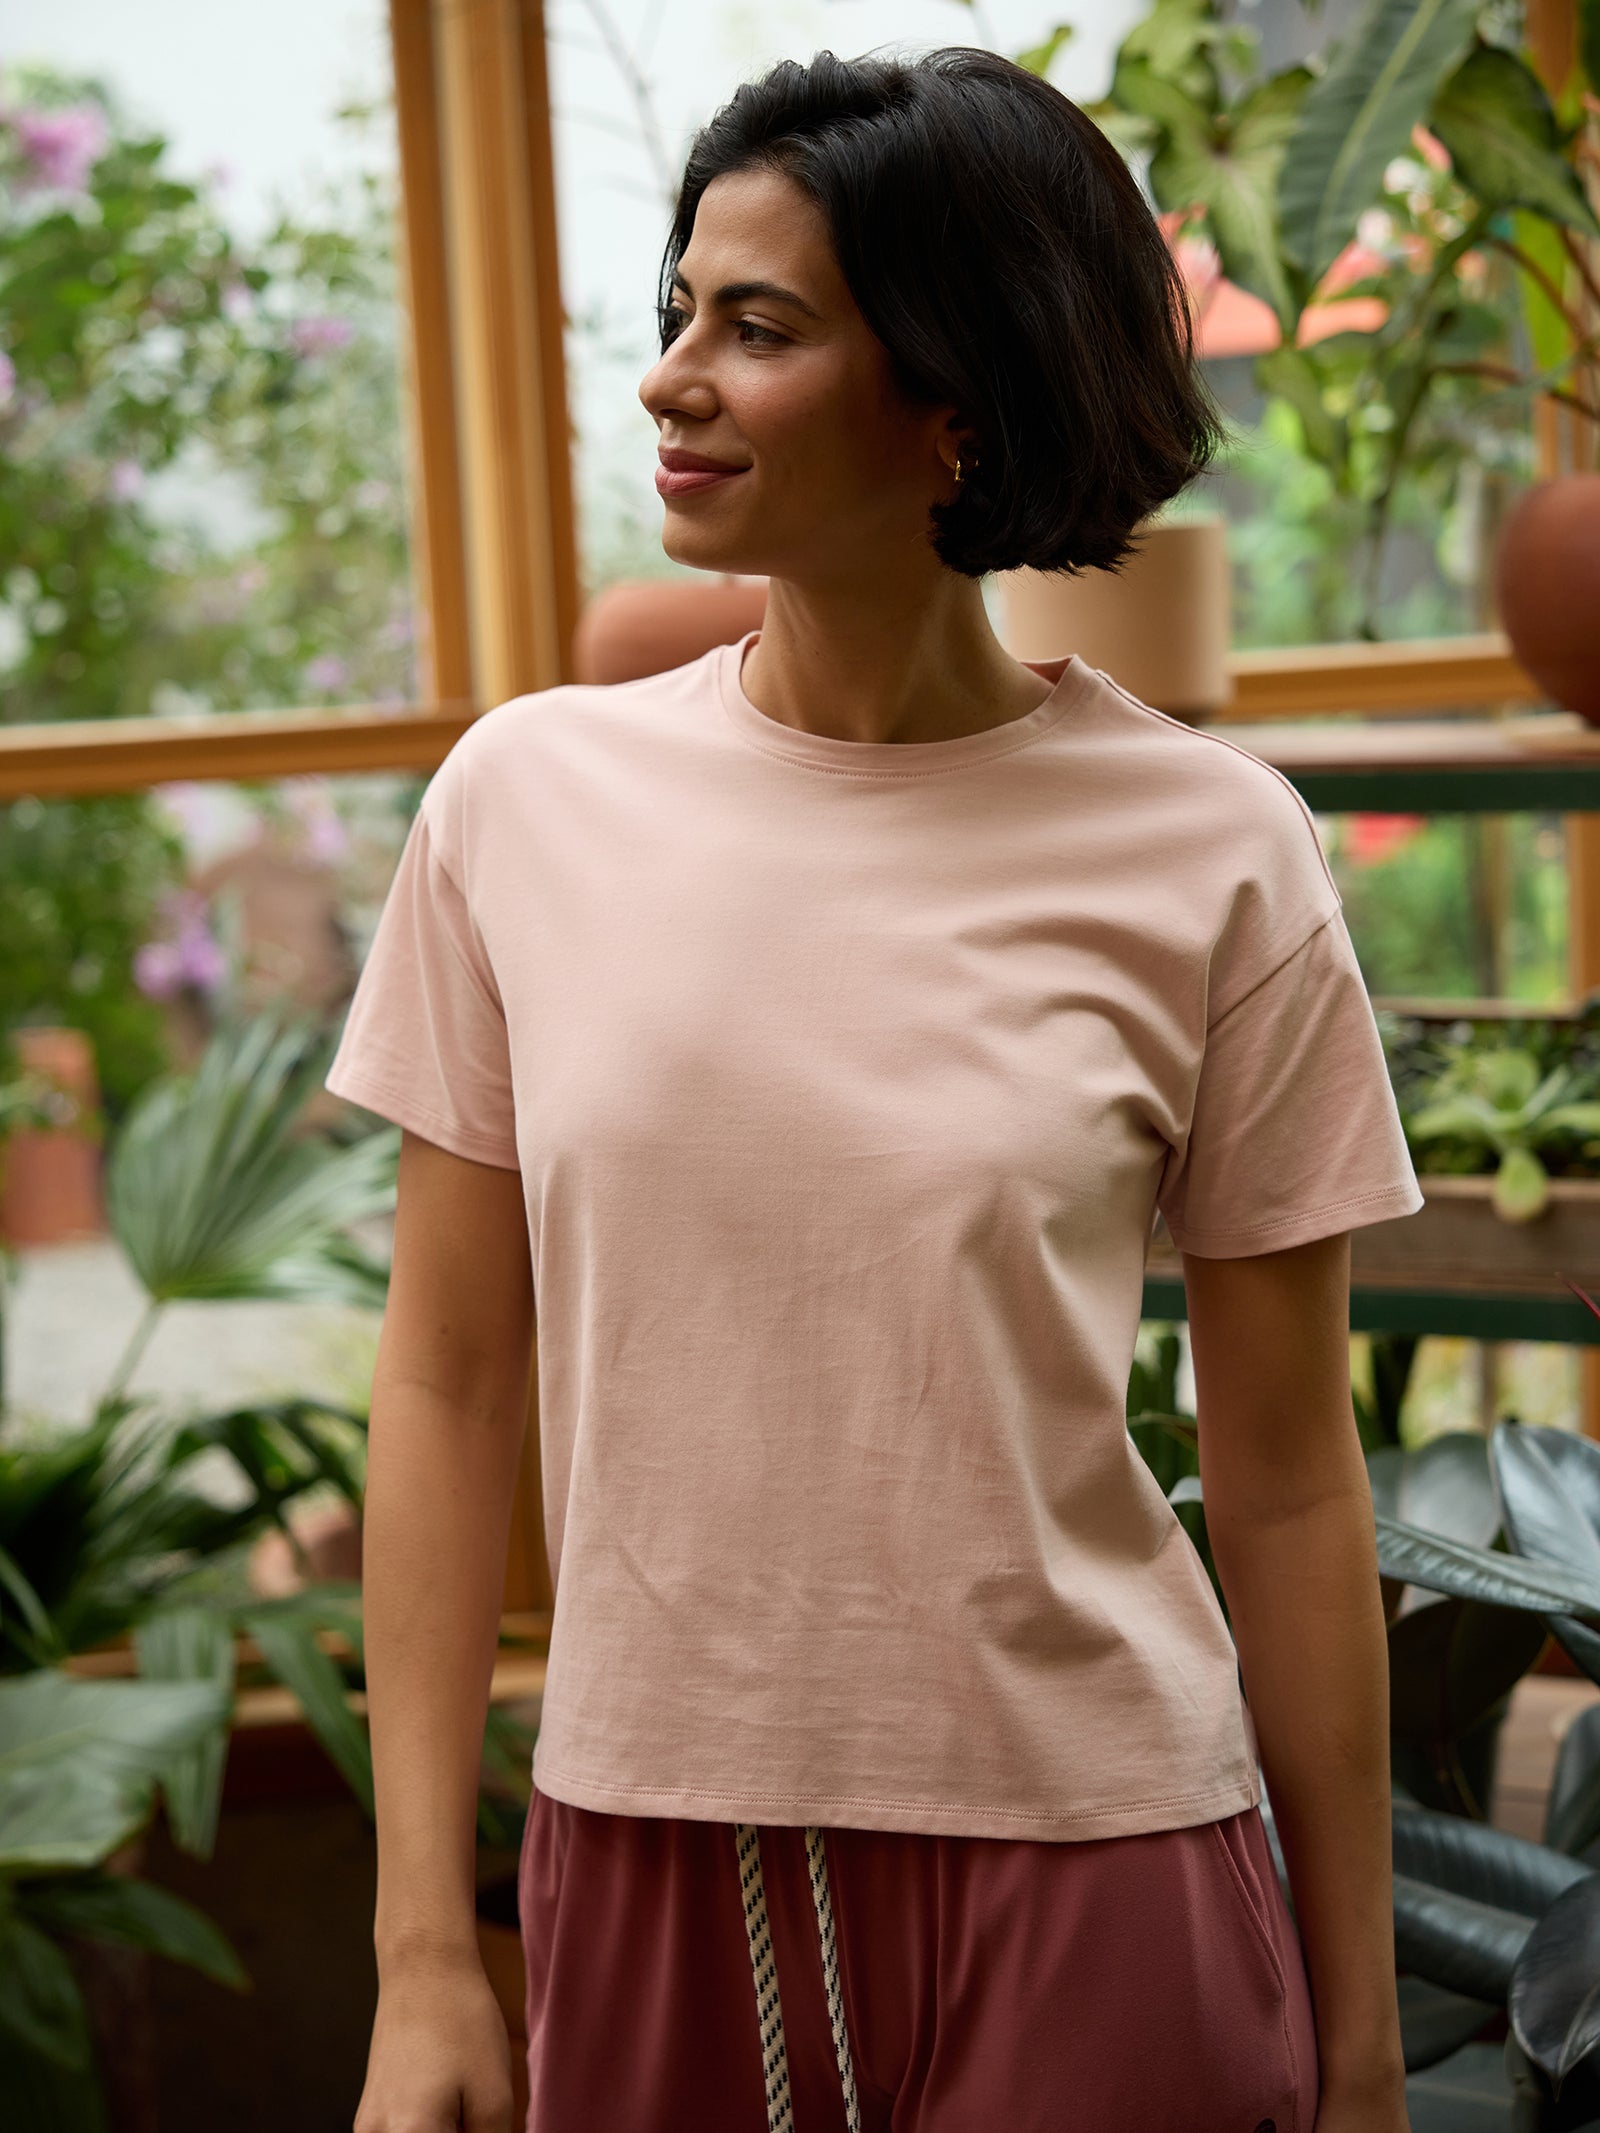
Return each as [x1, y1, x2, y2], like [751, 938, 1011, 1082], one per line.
[656, 303, 785, 350]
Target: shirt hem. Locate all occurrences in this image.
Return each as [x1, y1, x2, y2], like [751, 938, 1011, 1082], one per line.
[323, 1063, 520, 1171]
[1163, 1178, 1425, 1258]
[530, 1755, 1263, 1842]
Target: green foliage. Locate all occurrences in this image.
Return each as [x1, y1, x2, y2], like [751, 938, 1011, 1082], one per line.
[0, 792, 183, 1118]
[0, 1669, 248, 2130]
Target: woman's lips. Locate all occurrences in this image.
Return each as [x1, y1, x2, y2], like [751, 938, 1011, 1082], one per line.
[655, 464, 749, 497]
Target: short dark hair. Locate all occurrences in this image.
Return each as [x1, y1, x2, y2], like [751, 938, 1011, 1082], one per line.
[657, 45, 1225, 580]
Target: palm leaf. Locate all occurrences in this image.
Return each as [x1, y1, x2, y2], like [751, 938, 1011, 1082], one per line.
[105, 1014, 396, 1304]
[238, 1600, 373, 1817]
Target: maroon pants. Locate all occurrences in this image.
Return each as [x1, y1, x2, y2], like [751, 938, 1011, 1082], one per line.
[518, 1784, 1319, 2132]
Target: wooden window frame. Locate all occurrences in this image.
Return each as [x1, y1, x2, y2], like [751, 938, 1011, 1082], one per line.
[3, 0, 1596, 1570]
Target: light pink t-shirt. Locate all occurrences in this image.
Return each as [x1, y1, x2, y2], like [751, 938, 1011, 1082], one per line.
[325, 628, 1424, 1842]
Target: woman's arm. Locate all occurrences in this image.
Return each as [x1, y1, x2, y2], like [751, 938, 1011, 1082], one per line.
[1182, 1231, 1408, 2131]
[355, 1126, 535, 2132]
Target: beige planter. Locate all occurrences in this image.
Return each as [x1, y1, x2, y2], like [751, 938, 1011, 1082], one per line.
[994, 515, 1231, 719]
[1147, 1175, 1600, 1297]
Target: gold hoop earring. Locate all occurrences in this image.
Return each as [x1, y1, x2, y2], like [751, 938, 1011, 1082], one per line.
[953, 450, 977, 488]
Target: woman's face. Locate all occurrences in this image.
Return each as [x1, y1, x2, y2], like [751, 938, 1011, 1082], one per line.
[637, 167, 963, 583]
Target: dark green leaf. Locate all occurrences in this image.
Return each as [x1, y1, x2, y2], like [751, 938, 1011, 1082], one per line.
[238, 1608, 373, 1817]
[1393, 1798, 1592, 1916]
[19, 1872, 249, 1990]
[1509, 1872, 1600, 2085]
[1394, 1870, 1531, 2001]
[0, 1914, 96, 2072]
[1375, 1514, 1600, 1617]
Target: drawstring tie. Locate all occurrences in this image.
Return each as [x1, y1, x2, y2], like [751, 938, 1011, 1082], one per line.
[735, 1822, 861, 2132]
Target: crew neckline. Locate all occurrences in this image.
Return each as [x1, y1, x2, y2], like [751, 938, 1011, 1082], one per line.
[716, 628, 1091, 776]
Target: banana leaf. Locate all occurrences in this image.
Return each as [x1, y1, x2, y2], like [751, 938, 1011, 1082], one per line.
[1510, 1872, 1600, 2090]
[1277, 0, 1481, 289]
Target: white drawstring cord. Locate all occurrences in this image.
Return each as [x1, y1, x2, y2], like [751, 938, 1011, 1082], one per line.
[735, 1822, 861, 2133]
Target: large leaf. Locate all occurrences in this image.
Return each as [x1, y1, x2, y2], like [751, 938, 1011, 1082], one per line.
[18, 1872, 248, 1990]
[1491, 1424, 1600, 1584]
[1255, 345, 1346, 474]
[239, 1602, 373, 1818]
[1278, 0, 1481, 287]
[1375, 1514, 1600, 1619]
[1547, 1704, 1600, 1857]
[1368, 1432, 1498, 1549]
[1393, 1798, 1594, 1917]
[131, 1608, 236, 1862]
[104, 1015, 397, 1304]
[1429, 45, 1600, 236]
[1388, 1595, 1548, 1764]
[1393, 1870, 1532, 2002]
[0, 1915, 97, 2075]
[0, 1672, 229, 1872]
[1150, 66, 1315, 329]
[1510, 1872, 1600, 2086]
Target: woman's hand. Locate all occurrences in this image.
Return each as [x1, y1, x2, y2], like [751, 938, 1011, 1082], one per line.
[354, 1947, 518, 2132]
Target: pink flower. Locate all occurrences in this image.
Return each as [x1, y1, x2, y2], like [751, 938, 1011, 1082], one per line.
[1345, 814, 1426, 868]
[12, 105, 108, 193]
[304, 652, 349, 693]
[0, 351, 13, 411]
[288, 315, 355, 358]
[285, 779, 350, 865]
[108, 459, 144, 502]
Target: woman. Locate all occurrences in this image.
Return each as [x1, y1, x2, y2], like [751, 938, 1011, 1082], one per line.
[340, 46, 1422, 2133]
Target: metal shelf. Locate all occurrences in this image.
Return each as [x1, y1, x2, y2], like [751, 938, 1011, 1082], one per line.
[1141, 1277, 1600, 1346]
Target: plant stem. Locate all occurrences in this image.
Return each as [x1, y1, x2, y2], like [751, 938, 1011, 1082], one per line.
[576, 0, 680, 211]
[1484, 232, 1585, 344]
[102, 1298, 163, 1407]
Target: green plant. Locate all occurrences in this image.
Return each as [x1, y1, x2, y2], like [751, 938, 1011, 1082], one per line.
[1403, 1042, 1600, 1218]
[0, 1668, 248, 2130]
[1099, 0, 1600, 639]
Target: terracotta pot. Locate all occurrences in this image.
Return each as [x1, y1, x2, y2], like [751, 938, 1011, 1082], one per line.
[572, 574, 768, 684]
[993, 515, 1232, 720]
[1493, 474, 1600, 723]
[246, 1497, 364, 1598]
[0, 1024, 105, 1247]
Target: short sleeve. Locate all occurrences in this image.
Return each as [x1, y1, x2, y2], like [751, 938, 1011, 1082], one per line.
[1155, 904, 1424, 1257]
[324, 795, 519, 1170]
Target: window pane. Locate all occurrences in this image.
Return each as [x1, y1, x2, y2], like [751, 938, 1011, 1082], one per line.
[0, 5, 416, 723]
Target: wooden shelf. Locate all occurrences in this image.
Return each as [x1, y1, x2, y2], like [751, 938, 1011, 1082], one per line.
[1201, 711, 1600, 812]
[1143, 1274, 1600, 1345]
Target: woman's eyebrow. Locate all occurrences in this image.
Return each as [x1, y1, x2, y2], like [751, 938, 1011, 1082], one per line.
[670, 270, 823, 321]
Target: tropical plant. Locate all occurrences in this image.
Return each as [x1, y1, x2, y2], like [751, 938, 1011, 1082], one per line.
[1098, 0, 1600, 638]
[1403, 1042, 1600, 1219]
[0, 1668, 247, 2130]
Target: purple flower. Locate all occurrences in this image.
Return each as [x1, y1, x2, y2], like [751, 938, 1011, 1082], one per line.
[288, 315, 355, 359]
[304, 652, 349, 694]
[13, 105, 108, 194]
[134, 888, 229, 999]
[108, 458, 144, 502]
[0, 351, 13, 411]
